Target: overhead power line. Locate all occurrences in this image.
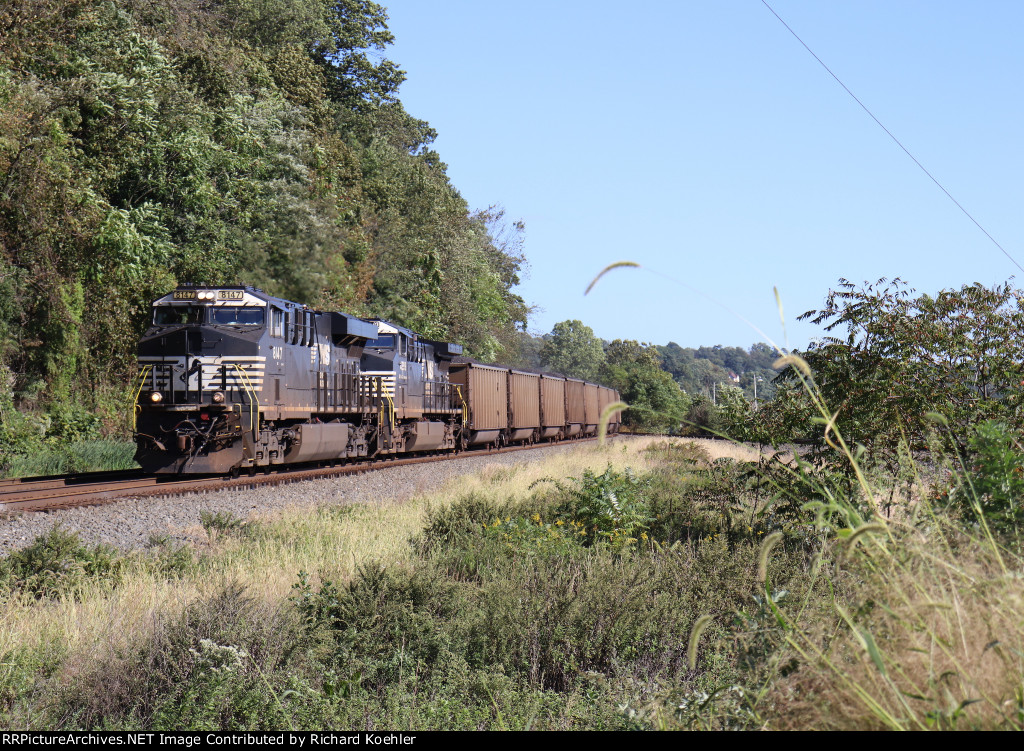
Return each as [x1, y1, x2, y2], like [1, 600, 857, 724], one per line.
[760, 0, 1024, 276]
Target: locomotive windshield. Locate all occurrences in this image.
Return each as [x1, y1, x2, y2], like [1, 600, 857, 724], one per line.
[210, 306, 264, 326]
[366, 334, 395, 349]
[153, 306, 204, 325]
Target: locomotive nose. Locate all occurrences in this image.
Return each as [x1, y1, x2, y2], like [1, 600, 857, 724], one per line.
[158, 328, 205, 354]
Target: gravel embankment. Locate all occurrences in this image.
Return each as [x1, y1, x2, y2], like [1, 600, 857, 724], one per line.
[0, 442, 603, 555]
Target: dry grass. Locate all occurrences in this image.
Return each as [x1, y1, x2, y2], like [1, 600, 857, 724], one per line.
[764, 516, 1024, 730]
[12, 434, 1016, 730]
[0, 437, 680, 676]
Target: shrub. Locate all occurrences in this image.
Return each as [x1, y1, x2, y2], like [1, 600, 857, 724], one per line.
[0, 527, 123, 599]
[542, 465, 653, 547]
[643, 440, 712, 468]
[682, 395, 724, 438]
[53, 582, 323, 730]
[200, 511, 261, 541]
[145, 535, 203, 580]
[948, 420, 1024, 534]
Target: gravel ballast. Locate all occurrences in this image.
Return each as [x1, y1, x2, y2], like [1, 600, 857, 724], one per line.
[0, 441, 612, 554]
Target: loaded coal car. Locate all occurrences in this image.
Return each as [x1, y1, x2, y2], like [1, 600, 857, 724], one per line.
[448, 360, 622, 448]
[134, 285, 379, 473]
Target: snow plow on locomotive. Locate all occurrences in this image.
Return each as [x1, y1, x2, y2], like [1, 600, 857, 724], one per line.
[133, 285, 621, 474]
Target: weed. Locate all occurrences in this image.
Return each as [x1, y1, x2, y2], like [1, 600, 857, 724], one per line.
[52, 582, 322, 730]
[200, 511, 260, 541]
[0, 526, 123, 599]
[145, 535, 202, 579]
[538, 465, 653, 546]
[4, 440, 137, 478]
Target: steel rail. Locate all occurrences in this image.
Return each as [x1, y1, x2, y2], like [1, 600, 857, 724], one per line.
[0, 436, 616, 514]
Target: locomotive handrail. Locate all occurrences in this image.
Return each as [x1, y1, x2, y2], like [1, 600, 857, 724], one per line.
[131, 365, 154, 432]
[454, 385, 468, 427]
[232, 363, 260, 435]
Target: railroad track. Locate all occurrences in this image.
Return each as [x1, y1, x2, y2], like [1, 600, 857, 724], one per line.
[0, 437, 610, 514]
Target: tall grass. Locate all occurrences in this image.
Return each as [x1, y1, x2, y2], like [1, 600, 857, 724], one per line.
[4, 440, 138, 478]
[0, 439, 695, 727]
[1, 413, 1021, 729]
[723, 354, 1024, 730]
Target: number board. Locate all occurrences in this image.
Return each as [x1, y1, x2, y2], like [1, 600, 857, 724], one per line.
[172, 290, 196, 300]
[218, 290, 244, 300]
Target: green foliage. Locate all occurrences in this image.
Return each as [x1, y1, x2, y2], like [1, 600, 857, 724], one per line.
[0, 527, 123, 599]
[277, 454, 821, 730]
[949, 420, 1024, 533]
[200, 510, 260, 541]
[756, 278, 1024, 475]
[0, 0, 531, 444]
[480, 514, 587, 556]
[544, 465, 653, 546]
[53, 582, 322, 730]
[715, 384, 753, 441]
[145, 536, 203, 581]
[600, 339, 690, 432]
[4, 440, 137, 478]
[539, 320, 606, 381]
[659, 342, 778, 401]
[682, 394, 723, 438]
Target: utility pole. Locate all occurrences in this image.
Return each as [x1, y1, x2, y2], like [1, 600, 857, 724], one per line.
[753, 376, 761, 409]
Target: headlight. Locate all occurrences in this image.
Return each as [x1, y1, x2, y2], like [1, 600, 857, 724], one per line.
[149, 391, 163, 403]
[212, 391, 225, 404]
[198, 291, 215, 301]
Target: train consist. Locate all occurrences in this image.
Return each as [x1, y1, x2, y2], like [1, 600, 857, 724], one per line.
[133, 285, 621, 474]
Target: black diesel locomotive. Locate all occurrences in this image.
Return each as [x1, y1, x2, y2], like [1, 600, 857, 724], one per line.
[133, 285, 620, 474]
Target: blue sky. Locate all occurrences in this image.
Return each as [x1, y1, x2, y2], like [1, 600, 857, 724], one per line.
[381, 1, 1024, 350]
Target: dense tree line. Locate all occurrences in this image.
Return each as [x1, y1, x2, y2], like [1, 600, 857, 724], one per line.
[658, 342, 778, 401]
[525, 320, 779, 434]
[0, 0, 528, 449]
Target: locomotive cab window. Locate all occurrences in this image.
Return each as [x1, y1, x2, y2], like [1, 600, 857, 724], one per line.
[271, 308, 284, 338]
[209, 306, 264, 326]
[366, 334, 395, 350]
[153, 306, 204, 325]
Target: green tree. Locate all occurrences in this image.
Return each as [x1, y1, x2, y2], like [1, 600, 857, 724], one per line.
[716, 384, 753, 441]
[757, 278, 1024, 475]
[0, 0, 533, 455]
[600, 339, 690, 432]
[539, 320, 606, 381]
